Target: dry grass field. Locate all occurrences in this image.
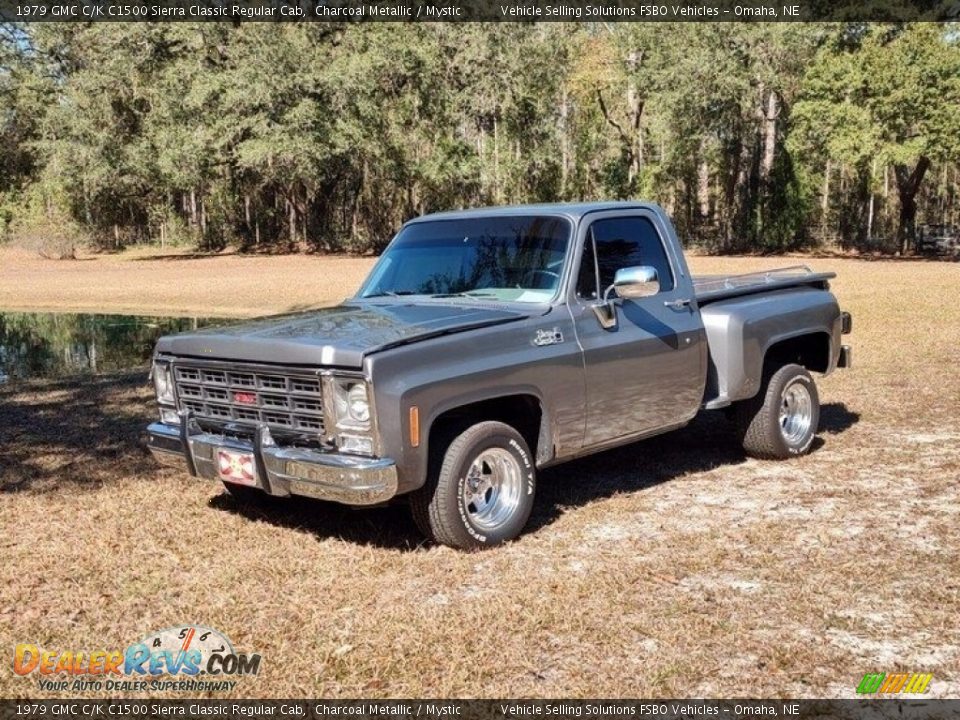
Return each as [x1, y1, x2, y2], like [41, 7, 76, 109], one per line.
[0, 245, 372, 317]
[1, 247, 958, 699]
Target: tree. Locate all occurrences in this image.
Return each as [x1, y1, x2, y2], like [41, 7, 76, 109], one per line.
[2, 21, 958, 256]
[792, 24, 960, 252]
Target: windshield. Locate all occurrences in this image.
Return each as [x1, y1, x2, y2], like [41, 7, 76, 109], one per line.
[358, 215, 571, 303]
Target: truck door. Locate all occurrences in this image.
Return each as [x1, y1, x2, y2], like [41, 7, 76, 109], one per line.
[570, 211, 706, 448]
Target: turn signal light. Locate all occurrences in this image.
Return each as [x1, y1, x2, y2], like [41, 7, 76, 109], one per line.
[409, 406, 420, 448]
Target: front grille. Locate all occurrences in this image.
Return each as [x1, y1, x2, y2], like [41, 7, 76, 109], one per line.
[173, 363, 325, 437]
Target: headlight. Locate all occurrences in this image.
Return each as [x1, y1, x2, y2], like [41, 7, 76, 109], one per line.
[153, 362, 174, 405]
[347, 383, 370, 423]
[324, 376, 376, 455]
[331, 378, 371, 429]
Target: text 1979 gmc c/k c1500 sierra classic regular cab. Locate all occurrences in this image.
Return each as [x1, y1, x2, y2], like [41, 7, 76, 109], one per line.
[148, 202, 852, 549]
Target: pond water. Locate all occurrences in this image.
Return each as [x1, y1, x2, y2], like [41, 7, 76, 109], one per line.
[0, 312, 225, 384]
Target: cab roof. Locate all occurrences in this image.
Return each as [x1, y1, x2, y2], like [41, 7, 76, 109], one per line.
[406, 201, 661, 224]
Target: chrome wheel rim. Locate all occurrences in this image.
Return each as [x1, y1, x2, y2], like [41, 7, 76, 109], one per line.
[780, 380, 813, 445]
[462, 448, 523, 532]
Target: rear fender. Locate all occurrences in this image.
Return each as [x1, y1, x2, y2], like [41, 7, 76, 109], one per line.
[701, 288, 841, 407]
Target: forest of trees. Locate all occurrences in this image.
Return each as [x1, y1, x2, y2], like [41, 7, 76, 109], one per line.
[1, 21, 958, 256]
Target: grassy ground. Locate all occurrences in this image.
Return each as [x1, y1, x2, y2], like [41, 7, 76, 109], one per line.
[1, 248, 958, 699]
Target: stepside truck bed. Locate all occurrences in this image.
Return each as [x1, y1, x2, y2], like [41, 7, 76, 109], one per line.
[694, 264, 846, 411]
[693, 265, 836, 304]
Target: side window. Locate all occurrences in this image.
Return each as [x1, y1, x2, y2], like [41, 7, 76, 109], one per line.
[587, 216, 675, 296]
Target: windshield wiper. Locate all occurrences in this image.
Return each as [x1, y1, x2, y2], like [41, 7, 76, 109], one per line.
[430, 291, 497, 299]
[363, 290, 419, 298]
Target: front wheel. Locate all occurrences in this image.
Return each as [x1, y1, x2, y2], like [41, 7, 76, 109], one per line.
[736, 363, 820, 460]
[410, 421, 536, 550]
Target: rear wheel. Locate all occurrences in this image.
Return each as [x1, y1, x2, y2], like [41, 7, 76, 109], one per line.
[411, 421, 536, 550]
[736, 363, 820, 460]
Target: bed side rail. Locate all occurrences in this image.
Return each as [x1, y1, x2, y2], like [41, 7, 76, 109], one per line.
[694, 265, 836, 302]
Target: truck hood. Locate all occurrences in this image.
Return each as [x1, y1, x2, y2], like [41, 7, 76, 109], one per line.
[154, 302, 530, 368]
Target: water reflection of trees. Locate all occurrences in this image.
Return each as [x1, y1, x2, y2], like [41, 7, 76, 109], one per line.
[0, 313, 212, 382]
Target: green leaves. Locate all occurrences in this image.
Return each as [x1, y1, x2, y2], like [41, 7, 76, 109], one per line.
[791, 23, 960, 247]
[2, 22, 958, 255]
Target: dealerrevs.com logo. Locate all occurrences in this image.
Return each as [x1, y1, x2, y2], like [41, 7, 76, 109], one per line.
[13, 625, 261, 693]
[856, 672, 933, 695]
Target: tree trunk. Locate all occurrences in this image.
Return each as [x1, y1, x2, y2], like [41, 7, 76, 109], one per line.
[287, 196, 296, 246]
[894, 156, 931, 254]
[761, 88, 779, 184]
[189, 189, 198, 230]
[721, 140, 744, 251]
[477, 128, 485, 196]
[559, 88, 570, 197]
[199, 197, 207, 244]
[351, 164, 365, 242]
[595, 49, 645, 197]
[625, 50, 644, 186]
[493, 117, 500, 204]
[939, 164, 948, 222]
[697, 150, 711, 223]
[820, 160, 831, 240]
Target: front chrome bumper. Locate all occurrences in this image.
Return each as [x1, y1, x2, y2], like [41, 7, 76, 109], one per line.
[147, 416, 398, 506]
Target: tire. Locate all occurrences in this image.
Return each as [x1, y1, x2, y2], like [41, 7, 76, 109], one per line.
[410, 421, 536, 550]
[735, 363, 820, 460]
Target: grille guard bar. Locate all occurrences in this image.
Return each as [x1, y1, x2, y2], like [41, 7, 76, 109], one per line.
[148, 410, 398, 506]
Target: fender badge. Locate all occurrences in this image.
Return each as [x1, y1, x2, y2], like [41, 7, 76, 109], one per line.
[533, 328, 564, 347]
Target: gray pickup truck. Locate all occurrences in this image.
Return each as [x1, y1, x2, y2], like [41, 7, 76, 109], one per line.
[148, 202, 851, 549]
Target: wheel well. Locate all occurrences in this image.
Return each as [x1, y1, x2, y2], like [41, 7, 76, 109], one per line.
[764, 332, 831, 374]
[428, 395, 544, 462]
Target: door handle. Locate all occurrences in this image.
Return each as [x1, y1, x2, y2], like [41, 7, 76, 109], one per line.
[664, 298, 692, 310]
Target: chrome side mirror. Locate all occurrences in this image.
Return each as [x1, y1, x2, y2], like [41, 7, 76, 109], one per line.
[613, 266, 659, 299]
[591, 266, 660, 330]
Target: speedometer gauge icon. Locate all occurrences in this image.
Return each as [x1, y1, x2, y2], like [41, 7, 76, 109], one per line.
[139, 625, 234, 670]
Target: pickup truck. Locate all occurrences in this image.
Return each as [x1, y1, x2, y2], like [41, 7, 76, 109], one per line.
[147, 202, 852, 549]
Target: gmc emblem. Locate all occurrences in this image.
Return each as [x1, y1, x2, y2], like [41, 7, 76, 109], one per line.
[233, 392, 257, 405]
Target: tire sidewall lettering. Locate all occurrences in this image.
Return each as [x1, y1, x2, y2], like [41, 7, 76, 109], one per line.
[509, 438, 532, 468]
[456, 434, 533, 544]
